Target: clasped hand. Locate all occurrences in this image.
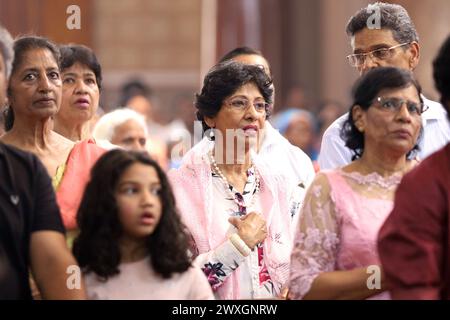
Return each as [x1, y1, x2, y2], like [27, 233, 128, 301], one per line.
[228, 212, 267, 249]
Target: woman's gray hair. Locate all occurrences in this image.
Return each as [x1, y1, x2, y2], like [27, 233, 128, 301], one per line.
[0, 25, 14, 78]
[92, 107, 148, 142]
[346, 2, 419, 44]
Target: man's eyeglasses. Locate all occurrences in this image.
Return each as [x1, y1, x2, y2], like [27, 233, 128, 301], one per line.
[372, 96, 428, 115]
[226, 98, 269, 113]
[346, 43, 410, 68]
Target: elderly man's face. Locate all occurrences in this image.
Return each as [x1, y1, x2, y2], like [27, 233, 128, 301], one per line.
[111, 119, 147, 152]
[0, 54, 6, 107]
[351, 28, 419, 76]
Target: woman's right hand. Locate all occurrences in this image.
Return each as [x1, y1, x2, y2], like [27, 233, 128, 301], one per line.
[228, 212, 267, 249]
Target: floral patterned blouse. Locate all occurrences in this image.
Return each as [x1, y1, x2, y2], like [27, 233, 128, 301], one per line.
[195, 166, 275, 299]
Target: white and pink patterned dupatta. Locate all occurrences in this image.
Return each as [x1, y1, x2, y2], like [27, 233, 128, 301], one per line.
[168, 136, 298, 299]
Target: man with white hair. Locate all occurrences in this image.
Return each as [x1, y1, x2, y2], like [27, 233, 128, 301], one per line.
[93, 107, 168, 168]
[93, 107, 148, 151]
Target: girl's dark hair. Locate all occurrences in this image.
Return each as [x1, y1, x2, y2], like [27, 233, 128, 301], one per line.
[4, 36, 60, 131]
[72, 149, 191, 280]
[341, 67, 423, 160]
[60, 44, 102, 90]
[195, 60, 273, 133]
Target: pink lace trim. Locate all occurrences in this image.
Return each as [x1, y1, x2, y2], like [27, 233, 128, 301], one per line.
[338, 169, 402, 189]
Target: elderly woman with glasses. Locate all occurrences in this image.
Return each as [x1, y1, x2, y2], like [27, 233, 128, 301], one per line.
[169, 61, 306, 300]
[288, 67, 425, 300]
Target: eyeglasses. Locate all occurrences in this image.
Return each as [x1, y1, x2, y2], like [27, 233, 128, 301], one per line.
[346, 43, 410, 67]
[226, 97, 269, 113]
[372, 96, 428, 115]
